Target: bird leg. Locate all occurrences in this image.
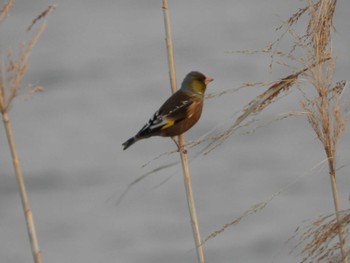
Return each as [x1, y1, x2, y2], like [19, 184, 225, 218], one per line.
[171, 137, 187, 154]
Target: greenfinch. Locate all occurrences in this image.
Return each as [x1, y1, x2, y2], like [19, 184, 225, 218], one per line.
[122, 71, 213, 151]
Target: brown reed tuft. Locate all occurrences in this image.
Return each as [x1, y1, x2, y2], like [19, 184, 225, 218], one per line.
[298, 1, 348, 262]
[289, 210, 350, 262]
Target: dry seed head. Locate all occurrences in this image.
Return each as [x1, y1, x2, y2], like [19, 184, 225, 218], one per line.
[0, 18, 47, 112]
[291, 211, 350, 263]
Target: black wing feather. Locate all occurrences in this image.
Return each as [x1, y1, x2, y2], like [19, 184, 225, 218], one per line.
[136, 91, 194, 138]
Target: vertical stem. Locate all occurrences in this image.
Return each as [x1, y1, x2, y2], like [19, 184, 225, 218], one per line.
[162, 1, 205, 262]
[326, 152, 348, 263]
[321, 89, 348, 262]
[162, 0, 177, 92]
[179, 150, 205, 263]
[1, 111, 42, 263]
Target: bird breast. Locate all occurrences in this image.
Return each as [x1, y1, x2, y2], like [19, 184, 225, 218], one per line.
[159, 101, 203, 137]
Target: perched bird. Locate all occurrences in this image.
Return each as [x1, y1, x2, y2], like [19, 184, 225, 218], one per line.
[122, 71, 213, 152]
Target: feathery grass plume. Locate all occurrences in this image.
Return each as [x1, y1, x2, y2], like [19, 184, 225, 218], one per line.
[200, 59, 329, 155]
[288, 210, 350, 263]
[200, 2, 340, 155]
[0, 4, 55, 263]
[298, 0, 348, 262]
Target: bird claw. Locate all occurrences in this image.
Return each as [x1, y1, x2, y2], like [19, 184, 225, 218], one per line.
[177, 146, 187, 154]
[172, 137, 187, 154]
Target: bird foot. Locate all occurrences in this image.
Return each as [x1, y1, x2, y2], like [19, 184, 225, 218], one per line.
[171, 137, 187, 154]
[177, 146, 187, 154]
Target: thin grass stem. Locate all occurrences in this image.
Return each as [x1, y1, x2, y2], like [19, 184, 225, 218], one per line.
[1, 112, 42, 263]
[162, 1, 205, 262]
[327, 152, 348, 262]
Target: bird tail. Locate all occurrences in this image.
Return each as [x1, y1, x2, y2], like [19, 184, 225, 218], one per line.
[122, 136, 138, 150]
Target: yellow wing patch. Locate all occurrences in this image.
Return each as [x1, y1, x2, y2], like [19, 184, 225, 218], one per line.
[161, 119, 175, 130]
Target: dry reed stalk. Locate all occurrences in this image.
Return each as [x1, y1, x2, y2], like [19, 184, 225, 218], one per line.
[162, 1, 205, 262]
[299, 0, 348, 262]
[1, 111, 42, 263]
[0, 4, 54, 263]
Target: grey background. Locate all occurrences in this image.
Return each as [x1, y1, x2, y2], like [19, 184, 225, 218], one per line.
[1, 1, 350, 262]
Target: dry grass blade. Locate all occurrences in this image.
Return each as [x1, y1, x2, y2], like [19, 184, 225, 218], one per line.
[289, 210, 350, 263]
[112, 161, 178, 206]
[0, 0, 15, 24]
[23, 85, 44, 101]
[27, 4, 56, 32]
[202, 160, 336, 251]
[202, 59, 329, 154]
[203, 200, 269, 245]
[285, 5, 309, 28]
[202, 159, 330, 247]
[330, 80, 347, 100]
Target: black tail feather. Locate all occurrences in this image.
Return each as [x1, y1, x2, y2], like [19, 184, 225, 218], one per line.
[122, 136, 138, 150]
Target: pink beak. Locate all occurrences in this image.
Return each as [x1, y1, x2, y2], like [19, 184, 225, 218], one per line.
[205, 77, 214, 85]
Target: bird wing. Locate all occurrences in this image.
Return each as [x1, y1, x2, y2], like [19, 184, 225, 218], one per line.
[136, 91, 194, 137]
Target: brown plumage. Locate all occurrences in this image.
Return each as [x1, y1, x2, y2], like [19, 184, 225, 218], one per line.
[122, 71, 213, 151]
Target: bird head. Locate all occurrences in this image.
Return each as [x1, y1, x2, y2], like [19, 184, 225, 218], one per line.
[181, 71, 213, 96]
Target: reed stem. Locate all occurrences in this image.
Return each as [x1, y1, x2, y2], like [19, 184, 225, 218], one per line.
[1, 111, 42, 263]
[326, 148, 348, 262]
[162, 1, 205, 262]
